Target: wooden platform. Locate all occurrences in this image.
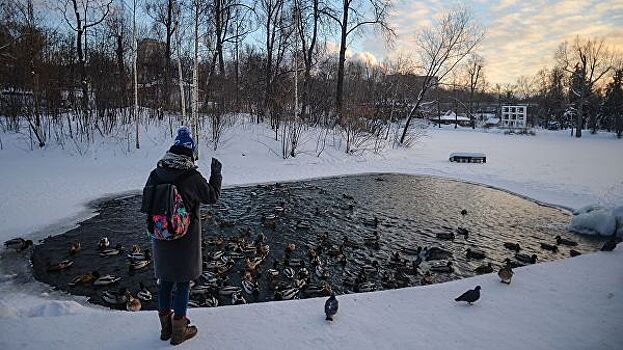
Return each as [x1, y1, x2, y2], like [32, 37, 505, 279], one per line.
[449, 152, 486, 163]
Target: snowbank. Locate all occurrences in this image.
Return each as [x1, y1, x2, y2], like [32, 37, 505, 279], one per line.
[1, 247, 622, 350]
[569, 209, 618, 236]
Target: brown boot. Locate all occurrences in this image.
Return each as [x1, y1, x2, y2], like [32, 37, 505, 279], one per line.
[158, 310, 173, 341]
[170, 316, 197, 346]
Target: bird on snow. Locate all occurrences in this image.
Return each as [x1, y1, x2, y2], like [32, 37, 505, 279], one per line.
[498, 261, 514, 285]
[600, 235, 622, 252]
[4, 238, 33, 252]
[325, 293, 339, 321]
[455, 286, 481, 304]
[555, 235, 577, 246]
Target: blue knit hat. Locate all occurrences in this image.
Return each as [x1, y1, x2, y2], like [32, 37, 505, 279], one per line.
[174, 126, 195, 152]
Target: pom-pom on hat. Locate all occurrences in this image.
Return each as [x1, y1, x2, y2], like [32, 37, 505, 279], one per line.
[169, 126, 196, 159]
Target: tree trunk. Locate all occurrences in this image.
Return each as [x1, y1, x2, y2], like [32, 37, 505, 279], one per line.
[335, 1, 349, 119]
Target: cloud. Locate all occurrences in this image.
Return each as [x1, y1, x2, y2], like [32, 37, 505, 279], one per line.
[364, 0, 623, 84]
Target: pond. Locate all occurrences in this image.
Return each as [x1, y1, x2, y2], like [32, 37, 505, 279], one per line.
[31, 173, 603, 310]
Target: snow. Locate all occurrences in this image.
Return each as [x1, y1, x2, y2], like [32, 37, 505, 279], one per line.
[1, 121, 623, 349]
[572, 204, 605, 215]
[1, 247, 622, 350]
[569, 209, 618, 236]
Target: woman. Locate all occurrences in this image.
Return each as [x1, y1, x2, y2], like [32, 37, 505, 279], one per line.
[145, 126, 222, 345]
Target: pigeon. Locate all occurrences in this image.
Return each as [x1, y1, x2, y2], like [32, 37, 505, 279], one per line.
[600, 235, 622, 252]
[325, 293, 338, 321]
[455, 286, 481, 304]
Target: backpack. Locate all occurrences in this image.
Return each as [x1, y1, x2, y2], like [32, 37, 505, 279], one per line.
[140, 170, 196, 240]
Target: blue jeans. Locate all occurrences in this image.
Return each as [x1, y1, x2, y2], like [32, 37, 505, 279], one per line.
[158, 280, 190, 317]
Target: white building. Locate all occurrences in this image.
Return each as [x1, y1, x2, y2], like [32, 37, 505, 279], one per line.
[501, 105, 528, 129]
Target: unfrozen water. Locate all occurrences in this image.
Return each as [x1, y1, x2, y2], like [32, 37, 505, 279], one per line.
[31, 174, 603, 310]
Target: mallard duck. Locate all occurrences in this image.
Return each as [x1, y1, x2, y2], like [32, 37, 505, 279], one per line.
[285, 243, 296, 254]
[266, 268, 280, 279]
[298, 267, 310, 279]
[47, 259, 73, 272]
[101, 288, 128, 305]
[420, 271, 433, 285]
[137, 282, 153, 301]
[498, 261, 514, 284]
[69, 242, 81, 256]
[328, 245, 344, 257]
[466, 248, 486, 260]
[475, 262, 493, 274]
[283, 267, 296, 280]
[68, 271, 100, 286]
[129, 259, 151, 271]
[430, 261, 454, 273]
[456, 227, 469, 237]
[315, 265, 329, 280]
[128, 249, 151, 261]
[515, 253, 537, 264]
[4, 238, 33, 252]
[93, 274, 121, 286]
[361, 261, 380, 275]
[99, 244, 123, 257]
[206, 237, 224, 246]
[540, 243, 558, 252]
[245, 258, 262, 271]
[503, 242, 521, 252]
[356, 281, 376, 293]
[342, 236, 362, 249]
[217, 260, 236, 275]
[402, 246, 422, 256]
[425, 247, 452, 261]
[126, 291, 142, 311]
[257, 244, 270, 257]
[204, 295, 219, 307]
[274, 288, 299, 301]
[307, 248, 317, 259]
[98, 237, 110, 250]
[363, 231, 380, 244]
[363, 217, 379, 228]
[242, 277, 257, 295]
[436, 232, 455, 240]
[219, 285, 242, 296]
[293, 278, 307, 290]
[232, 292, 247, 305]
[555, 235, 578, 246]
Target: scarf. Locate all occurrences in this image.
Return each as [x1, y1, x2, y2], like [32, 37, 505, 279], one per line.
[157, 151, 197, 170]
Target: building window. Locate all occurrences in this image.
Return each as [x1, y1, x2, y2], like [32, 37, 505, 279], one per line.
[503, 114, 509, 119]
[517, 107, 523, 112]
[503, 107, 508, 112]
[511, 114, 516, 120]
[511, 107, 516, 113]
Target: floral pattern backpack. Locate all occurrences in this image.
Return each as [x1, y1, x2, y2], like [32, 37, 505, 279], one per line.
[141, 170, 196, 240]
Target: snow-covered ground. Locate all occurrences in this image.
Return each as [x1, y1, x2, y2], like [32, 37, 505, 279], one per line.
[1, 121, 622, 349]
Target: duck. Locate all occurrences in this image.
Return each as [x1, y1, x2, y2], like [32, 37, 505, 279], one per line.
[47, 259, 74, 272]
[569, 249, 582, 257]
[503, 257, 525, 269]
[363, 217, 379, 228]
[266, 268, 280, 279]
[245, 257, 263, 271]
[219, 285, 242, 296]
[361, 261, 380, 275]
[394, 271, 411, 287]
[381, 273, 398, 289]
[275, 288, 299, 301]
[68, 271, 100, 286]
[498, 261, 514, 284]
[293, 278, 307, 290]
[298, 267, 310, 279]
[430, 261, 454, 273]
[4, 238, 33, 252]
[232, 292, 247, 305]
[242, 276, 257, 295]
[137, 282, 153, 301]
[128, 249, 151, 261]
[540, 243, 558, 252]
[318, 231, 329, 242]
[389, 251, 405, 265]
[98, 237, 110, 250]
[204, 295, 219, 307]
[101, 288, 128, 305]
[328, 245, 344, 257]
[425, 247, 452, 261]
[436, 231, 455, 240]
[216, 260, 236, 275]
[257, 244, 270, 258]
[555, 235, 578, 246]
[402, 246, 422, 256]
[515, 253, 537, 264]
[305, 281, 332, 297]
[503, 242, 521, 252]
[93, 274, 121, 286]
[456, 227, 469, 238]
[125, 291, 142, 311]
[475, 262, 493, 274]
[420, 271, 433, 285]
[601, 235, 622, 252]
[363, 231, 380, 244]
[283, 267, 296, 280]
[206, 237, 224, 246]
[99, 244, 123, 257]
[187, 300, 200, 308]
[315, 265, 329, 280]
[342, 236, 362, 249]
[69, 242, 81, 256]
[356, 281, 376, 293]
[255, 233, 266, 245]
[461, 209, 468, 216]
[129, 259, 151, 271]
[307, 248, 318, 259]
[285, 243, 296, 254]
[466, 248, 486, 260]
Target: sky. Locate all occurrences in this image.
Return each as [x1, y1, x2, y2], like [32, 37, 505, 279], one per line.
[355, 0, 623, 85]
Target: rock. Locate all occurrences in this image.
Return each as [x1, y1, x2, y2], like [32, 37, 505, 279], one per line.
[569, 209, 617, 236]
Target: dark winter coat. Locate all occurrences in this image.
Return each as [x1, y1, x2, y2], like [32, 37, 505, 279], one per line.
[145, 166, 221, 282]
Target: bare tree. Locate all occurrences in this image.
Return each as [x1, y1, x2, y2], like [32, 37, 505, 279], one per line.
[556, 36, 614, 137]
[399, 6, 484, 144]
[464, 53, 484, 128]
[63, 0, 113, 115]
[322, 0, 393, 118]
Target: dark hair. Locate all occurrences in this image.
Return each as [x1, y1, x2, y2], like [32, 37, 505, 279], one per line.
[169, 144, 194, 159]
